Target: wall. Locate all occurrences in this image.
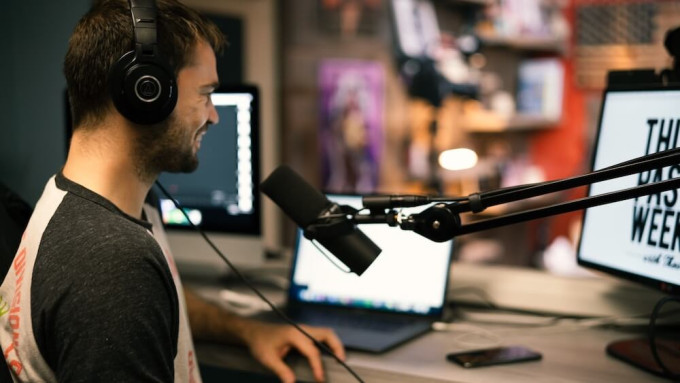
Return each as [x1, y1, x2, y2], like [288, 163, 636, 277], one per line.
[0, 0, 91, 205]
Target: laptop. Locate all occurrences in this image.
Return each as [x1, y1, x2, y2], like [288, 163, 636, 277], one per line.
[282, 194, 454, 353]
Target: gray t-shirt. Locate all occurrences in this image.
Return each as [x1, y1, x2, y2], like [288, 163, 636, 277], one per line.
[0, 173, 201, 382]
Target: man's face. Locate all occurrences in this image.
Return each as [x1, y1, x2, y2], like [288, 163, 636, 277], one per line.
[137, 40, 219, 176]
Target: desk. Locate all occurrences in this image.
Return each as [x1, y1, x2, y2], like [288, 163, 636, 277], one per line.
[187, 262, 671, 383]
[195, 320, 668, 382]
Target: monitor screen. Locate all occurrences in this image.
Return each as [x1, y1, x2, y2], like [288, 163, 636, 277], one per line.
[577, 87, 680, 295]
[156, 84, 263, 274]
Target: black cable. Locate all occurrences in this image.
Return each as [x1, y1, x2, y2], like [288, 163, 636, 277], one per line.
[448, 287, 671, 330]
[154, 181, 364, 383]
[476, 181, 551, 200]
[448, 286, 499, 310]
[600, 146, 680, 171]
[430, 195, 470, 203]
[648, 296, 680, 380]
[448, 288, 574, 328]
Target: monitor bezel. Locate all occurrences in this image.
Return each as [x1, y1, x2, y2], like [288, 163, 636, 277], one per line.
[576, 84, 680, 296]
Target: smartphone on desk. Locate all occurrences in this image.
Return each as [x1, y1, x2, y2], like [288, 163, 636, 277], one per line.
[446, 345, 542, 368]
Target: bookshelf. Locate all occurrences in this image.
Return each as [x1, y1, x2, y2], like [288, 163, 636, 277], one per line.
[431, 0, 569, 265]
[477, 33, 567, 54]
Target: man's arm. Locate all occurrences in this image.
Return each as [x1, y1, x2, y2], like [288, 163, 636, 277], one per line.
[184, 287, 345, 383]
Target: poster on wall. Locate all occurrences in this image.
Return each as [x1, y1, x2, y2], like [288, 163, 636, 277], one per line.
[319, 59, 384, 193]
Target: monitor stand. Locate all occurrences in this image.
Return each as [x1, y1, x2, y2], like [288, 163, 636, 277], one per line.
[607, 338, 680, 379]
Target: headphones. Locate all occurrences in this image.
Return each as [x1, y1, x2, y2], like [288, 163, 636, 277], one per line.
[108, 0, 177, 125]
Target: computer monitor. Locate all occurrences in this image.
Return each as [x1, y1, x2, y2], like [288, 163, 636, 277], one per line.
[577, 85, 680, 377]
[156, 84, 263, 276]
[577, 86, 680, 294]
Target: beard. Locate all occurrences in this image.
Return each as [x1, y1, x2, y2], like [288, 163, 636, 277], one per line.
[133, 114, 203, 181]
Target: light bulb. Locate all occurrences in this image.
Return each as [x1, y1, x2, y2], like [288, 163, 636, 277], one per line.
[439, 148, 478, 171]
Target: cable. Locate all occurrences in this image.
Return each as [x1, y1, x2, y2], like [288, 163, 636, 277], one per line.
[448, 286, 500, 310]
[453, 147, 680, 215]
[432, 322, 503, 349]
[311, 240, 352, 274]
[649, 296, 680, 380]
[154, 181, 364, 383]
[601, 146, 680, 171]
[448, 286, 663, 331]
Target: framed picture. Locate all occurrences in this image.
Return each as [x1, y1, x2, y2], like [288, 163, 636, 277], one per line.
[319, 60, 384, 193]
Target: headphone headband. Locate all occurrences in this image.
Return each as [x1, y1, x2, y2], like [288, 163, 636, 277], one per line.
[130, 0, 158, 58]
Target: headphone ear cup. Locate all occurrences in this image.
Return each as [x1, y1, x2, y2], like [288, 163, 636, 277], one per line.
[109, 51, 178, 125]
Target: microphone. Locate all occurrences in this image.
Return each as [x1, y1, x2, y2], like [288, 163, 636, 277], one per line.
[261, 165, 381, 276]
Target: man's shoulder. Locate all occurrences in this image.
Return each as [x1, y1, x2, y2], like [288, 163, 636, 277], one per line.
[29, 189, 178, 320]
[44, 192, 160, 258]
[30, 191, 173, 297]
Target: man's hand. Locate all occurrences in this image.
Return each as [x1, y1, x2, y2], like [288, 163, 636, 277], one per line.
[241, 321, 345, 383]
[184, 288, 345, 382]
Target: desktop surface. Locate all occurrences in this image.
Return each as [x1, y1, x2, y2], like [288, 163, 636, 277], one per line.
[195, 316, 667, 383]
[188, 261, 671, 383]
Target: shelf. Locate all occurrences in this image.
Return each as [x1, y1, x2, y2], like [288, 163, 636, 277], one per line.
[462, 113, 560, 132]
[444, 0, 492, 5]
[478, 33, 566, 54]
[446, 0, 567, 8]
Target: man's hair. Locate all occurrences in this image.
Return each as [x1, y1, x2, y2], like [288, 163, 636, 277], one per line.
[64, 0, 225, 128]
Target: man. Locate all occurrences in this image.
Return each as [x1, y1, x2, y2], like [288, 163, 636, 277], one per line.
[0, 0, 344, 382]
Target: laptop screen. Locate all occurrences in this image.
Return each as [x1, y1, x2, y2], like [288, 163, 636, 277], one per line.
[288, 194, 454, 316]
[577, 87, 680, 293]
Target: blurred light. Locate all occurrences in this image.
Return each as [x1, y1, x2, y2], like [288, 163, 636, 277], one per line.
[457, 34, 479, 55]
[439, 148, 478, 171]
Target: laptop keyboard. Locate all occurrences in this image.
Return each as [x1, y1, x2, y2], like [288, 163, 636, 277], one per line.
[297, 309, 419, 333]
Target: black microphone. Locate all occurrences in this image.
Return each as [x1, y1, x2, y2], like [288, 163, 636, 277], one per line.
[261, 165, 381, 276]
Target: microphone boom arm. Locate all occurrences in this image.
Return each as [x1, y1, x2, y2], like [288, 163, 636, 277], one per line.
[415, 176, 680, 242]
[452, 147, 680, 215]
[376, 148, 680, 242]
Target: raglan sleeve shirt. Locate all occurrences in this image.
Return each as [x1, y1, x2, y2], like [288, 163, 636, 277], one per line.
[30, 190, 180, 382]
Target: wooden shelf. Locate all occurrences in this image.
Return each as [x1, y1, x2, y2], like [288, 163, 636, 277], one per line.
[444, 0, 492, 5]
[446, 0, 567, 8]
[478, 33, 566, 53]
[462, 113, 560, 132]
